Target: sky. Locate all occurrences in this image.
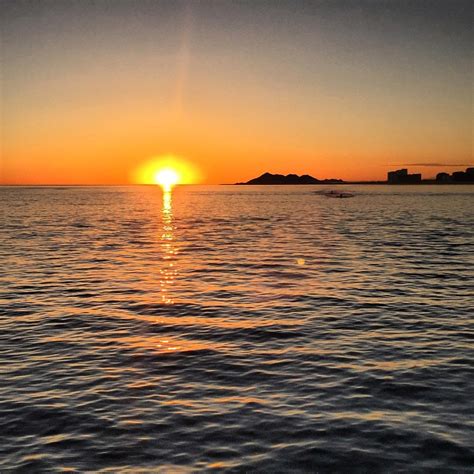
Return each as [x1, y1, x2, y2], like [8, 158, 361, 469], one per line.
[1, 0, 472, 184]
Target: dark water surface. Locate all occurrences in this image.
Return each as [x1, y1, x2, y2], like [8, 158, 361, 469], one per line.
[1, 185, 473, 472]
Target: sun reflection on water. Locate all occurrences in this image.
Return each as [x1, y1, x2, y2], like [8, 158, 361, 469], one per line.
[159, 188, 177, 304]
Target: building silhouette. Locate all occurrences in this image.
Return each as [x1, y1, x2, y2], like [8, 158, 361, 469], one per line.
[436, 167, 474, 183]
[436, 172, 450, 183]
[387, 169, 422, 184]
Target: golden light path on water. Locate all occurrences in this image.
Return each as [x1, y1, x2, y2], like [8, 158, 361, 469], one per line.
[152, 183, 213, 354]
[159, 186, 177, 305]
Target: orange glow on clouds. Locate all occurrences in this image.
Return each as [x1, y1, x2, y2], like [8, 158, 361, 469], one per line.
[133, 155, 202, 186]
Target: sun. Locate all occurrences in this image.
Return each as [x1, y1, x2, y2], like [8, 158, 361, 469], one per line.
[133, 155, 201, 188]
[154, 168, 180, 191]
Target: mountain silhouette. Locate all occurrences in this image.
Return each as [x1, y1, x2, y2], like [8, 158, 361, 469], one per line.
[236, 172, 343, 185]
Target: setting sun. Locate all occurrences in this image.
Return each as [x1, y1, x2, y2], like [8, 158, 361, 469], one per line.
[133, 155, 201, 187]
[154, 168, 180, 190]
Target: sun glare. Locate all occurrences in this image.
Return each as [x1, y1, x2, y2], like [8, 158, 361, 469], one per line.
[154, 168, 179, 190]
[133, 155, 201, 188]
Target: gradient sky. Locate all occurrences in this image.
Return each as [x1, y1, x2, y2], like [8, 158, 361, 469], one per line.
[1, 0, 472, 184]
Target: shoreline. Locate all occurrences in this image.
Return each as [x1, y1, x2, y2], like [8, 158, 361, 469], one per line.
[233, 181, 474, 186]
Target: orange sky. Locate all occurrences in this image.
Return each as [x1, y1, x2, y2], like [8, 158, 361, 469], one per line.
[1, 1, 472, 184]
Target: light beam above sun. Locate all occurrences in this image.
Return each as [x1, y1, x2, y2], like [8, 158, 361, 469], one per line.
[133, 155, 201, 189]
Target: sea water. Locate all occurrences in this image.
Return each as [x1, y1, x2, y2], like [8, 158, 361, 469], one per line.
[1, 185, 473, 471]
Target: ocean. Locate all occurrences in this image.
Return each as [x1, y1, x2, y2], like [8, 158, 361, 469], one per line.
[1, 184, 473, 472]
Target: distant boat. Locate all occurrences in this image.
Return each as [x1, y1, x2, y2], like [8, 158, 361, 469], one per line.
[315, 190, 355, 198]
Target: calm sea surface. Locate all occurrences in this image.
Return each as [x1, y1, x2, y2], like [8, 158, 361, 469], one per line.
[1, 185, 473, 472]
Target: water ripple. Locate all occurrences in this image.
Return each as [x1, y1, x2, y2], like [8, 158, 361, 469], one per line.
[0, 185, 473, 472]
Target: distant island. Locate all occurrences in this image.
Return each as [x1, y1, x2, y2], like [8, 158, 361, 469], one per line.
[235, 172, 344, 185]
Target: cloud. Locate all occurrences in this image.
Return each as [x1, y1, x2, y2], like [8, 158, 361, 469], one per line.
[396, 163, 473, 167]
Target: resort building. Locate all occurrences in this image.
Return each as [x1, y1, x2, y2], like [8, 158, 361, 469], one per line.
[387, 169, 422, 184]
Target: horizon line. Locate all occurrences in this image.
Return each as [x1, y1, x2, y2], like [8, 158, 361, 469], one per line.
[3, 181, 473, 187]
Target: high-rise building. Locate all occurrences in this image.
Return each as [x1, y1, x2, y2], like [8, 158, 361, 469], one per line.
[387, 169, 421, 184]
